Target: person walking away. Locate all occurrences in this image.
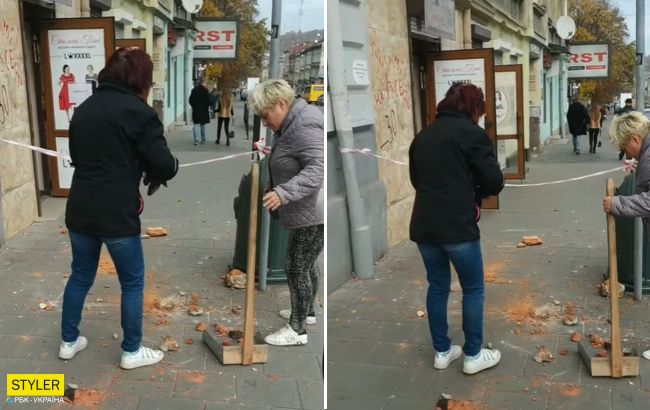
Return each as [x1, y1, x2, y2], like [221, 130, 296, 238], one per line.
[588, 104, 602, 153]
[250, 79, 324, 346]
[209, 86, 218, 119]
[618, 98, 635, 159]
[566, 98, 589, 155]
[189, 79, 210, 145]
[604, 111, 650, 361]
[409, 83, 504, 374]
[61, 47, 179, 370]
[216, 90, 234, 145]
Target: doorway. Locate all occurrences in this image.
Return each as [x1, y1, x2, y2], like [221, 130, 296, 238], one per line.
[20, 0, 55, 216]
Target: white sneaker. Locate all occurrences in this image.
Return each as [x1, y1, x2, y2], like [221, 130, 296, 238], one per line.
[279, 309, 317, 325]
[642, 349, 650, 360]
[434, 345, 462, 369]
[59, 336, 88, 360]
[264, 324, 308, 346]
[120, 346, 164, 370]
[463, 348, 501, 374]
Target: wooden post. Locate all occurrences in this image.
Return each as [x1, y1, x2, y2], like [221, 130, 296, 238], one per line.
[242, 163, 259, 365]
[606, 178, 623, 377]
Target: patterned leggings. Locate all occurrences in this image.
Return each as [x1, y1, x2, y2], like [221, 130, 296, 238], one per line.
[287, 224, 324, 334]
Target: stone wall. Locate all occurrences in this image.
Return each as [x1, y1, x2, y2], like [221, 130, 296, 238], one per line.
[366, 0, 415, 247]
[0, 0, 38, 238]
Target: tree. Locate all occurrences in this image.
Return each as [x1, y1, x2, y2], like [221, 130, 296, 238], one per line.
[569, 0, 636, 104]
[198, 0, 268, 89]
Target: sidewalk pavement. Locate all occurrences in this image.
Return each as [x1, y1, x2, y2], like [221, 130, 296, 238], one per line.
[0, 100, 323, 410]
[327, 128, 650, 410]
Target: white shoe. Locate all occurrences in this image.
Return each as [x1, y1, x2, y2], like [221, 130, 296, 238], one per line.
[264, 324, 308, 346]
[279, 309, 316, 325]
[59, 336, 88, 360]
[120, 346, 164, 370]
[434, 345, 462, 369]
[463, 348, 501, 374]
[642, 349, 650, 360]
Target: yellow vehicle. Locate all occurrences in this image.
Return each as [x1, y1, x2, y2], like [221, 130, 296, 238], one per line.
[303, 84, 324, 104]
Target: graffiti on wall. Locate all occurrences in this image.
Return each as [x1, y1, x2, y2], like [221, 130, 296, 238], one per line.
[370, 40, 412, 150]
[0, 4, 27, 131]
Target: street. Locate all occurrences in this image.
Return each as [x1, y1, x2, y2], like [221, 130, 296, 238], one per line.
[327, 126, 650, 409]
[0, 100, 324, 410]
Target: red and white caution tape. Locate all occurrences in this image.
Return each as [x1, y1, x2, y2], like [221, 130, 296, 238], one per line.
[0, 138, 71, 161]
[339, 147, 408, 166]
[341, 146, 627, 187]
[0, 138, 263, 168]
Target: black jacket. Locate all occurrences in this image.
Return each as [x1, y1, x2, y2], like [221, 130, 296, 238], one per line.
[65, 81, 178, 237]
[566, 102, 589, 136]
[409, 111, 504, 244]
[189, 85, 210, 124]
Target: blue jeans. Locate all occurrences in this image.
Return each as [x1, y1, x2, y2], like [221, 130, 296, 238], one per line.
[193, 123, 206, 142]
[417, 240, 485, 356]
[572, 134, 580, 151]
[62, 231, 144, 352]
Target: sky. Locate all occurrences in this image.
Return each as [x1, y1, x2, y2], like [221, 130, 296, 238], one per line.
[257, 0, 324, 34]
[609, 0, 650, 54]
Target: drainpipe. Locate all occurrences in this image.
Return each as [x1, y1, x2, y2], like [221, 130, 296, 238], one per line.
[463, 9, 472, 50]
[327, 0, 374, 279]
[80, 0, 90, 17]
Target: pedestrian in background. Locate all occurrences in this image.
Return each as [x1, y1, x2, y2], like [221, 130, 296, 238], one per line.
[189, 79, 210, 145]
[409, 82, 504, 375]
[588, 103, 601, 154]
[566, 98, 589, 155]
[209, 86, 219, 119]
[250, 79, 324, 346]
[618, 98, 635, 160]
[62, 47, 179, 370]
[216, 90, 234, 145]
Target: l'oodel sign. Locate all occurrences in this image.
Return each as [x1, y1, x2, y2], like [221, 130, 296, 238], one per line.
[193, 20, 239, 60]
[567, 43, 610, 79]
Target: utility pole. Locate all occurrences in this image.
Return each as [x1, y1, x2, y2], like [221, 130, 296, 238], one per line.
[257, 0, 282, 290]
[634, 0, 645, 300]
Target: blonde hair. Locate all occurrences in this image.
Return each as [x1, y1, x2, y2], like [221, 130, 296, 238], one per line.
[250, 79, 295, 114]
[609, 111, 650, 147]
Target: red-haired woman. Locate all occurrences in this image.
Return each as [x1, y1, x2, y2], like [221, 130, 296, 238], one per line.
[409, 82, 504, 375]
[60, 48, 178, 370]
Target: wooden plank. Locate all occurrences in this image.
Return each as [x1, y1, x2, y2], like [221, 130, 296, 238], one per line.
[606, 178, 623, 377]
[242, 163, 259, 365]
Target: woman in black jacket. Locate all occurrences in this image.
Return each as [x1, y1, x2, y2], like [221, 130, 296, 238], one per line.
[409, 83, 504, 375]
[60, 48, 178, 370]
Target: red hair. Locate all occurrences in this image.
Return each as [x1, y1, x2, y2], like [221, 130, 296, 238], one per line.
[98, 48, 153, 98]
[437, 82, 486, 120]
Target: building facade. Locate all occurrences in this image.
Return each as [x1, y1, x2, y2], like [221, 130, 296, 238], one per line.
[328, 0, 569, 290]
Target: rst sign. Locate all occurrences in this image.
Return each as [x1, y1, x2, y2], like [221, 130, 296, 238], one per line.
[193, 20, 239, 60]
[567, 42, 610, 79]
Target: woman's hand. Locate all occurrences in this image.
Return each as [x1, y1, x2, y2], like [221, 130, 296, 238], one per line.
[263, 190, 282, 211]
[603, 196, 613, 214]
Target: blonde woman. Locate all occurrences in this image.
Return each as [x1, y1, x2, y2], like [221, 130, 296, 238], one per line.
[250, 79, 324, 346]
[588, 104, 601, 153]
[603, 111, 650, 360]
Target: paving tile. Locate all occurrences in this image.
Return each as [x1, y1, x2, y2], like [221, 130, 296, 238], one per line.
[174, 371, 237, 402]
[235, 374, 301, 408]
[326, 392, 388, 410]
[137, 398, 205, 410]
[546, 382, 612, 410]
[296, 378, 324, 410]
[110, 378, 174, 400]
[263, 351, 322, 381]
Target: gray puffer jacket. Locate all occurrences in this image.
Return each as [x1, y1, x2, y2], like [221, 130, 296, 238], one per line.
[611, 136, 650, 227]
[269, 99, 324, 229]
